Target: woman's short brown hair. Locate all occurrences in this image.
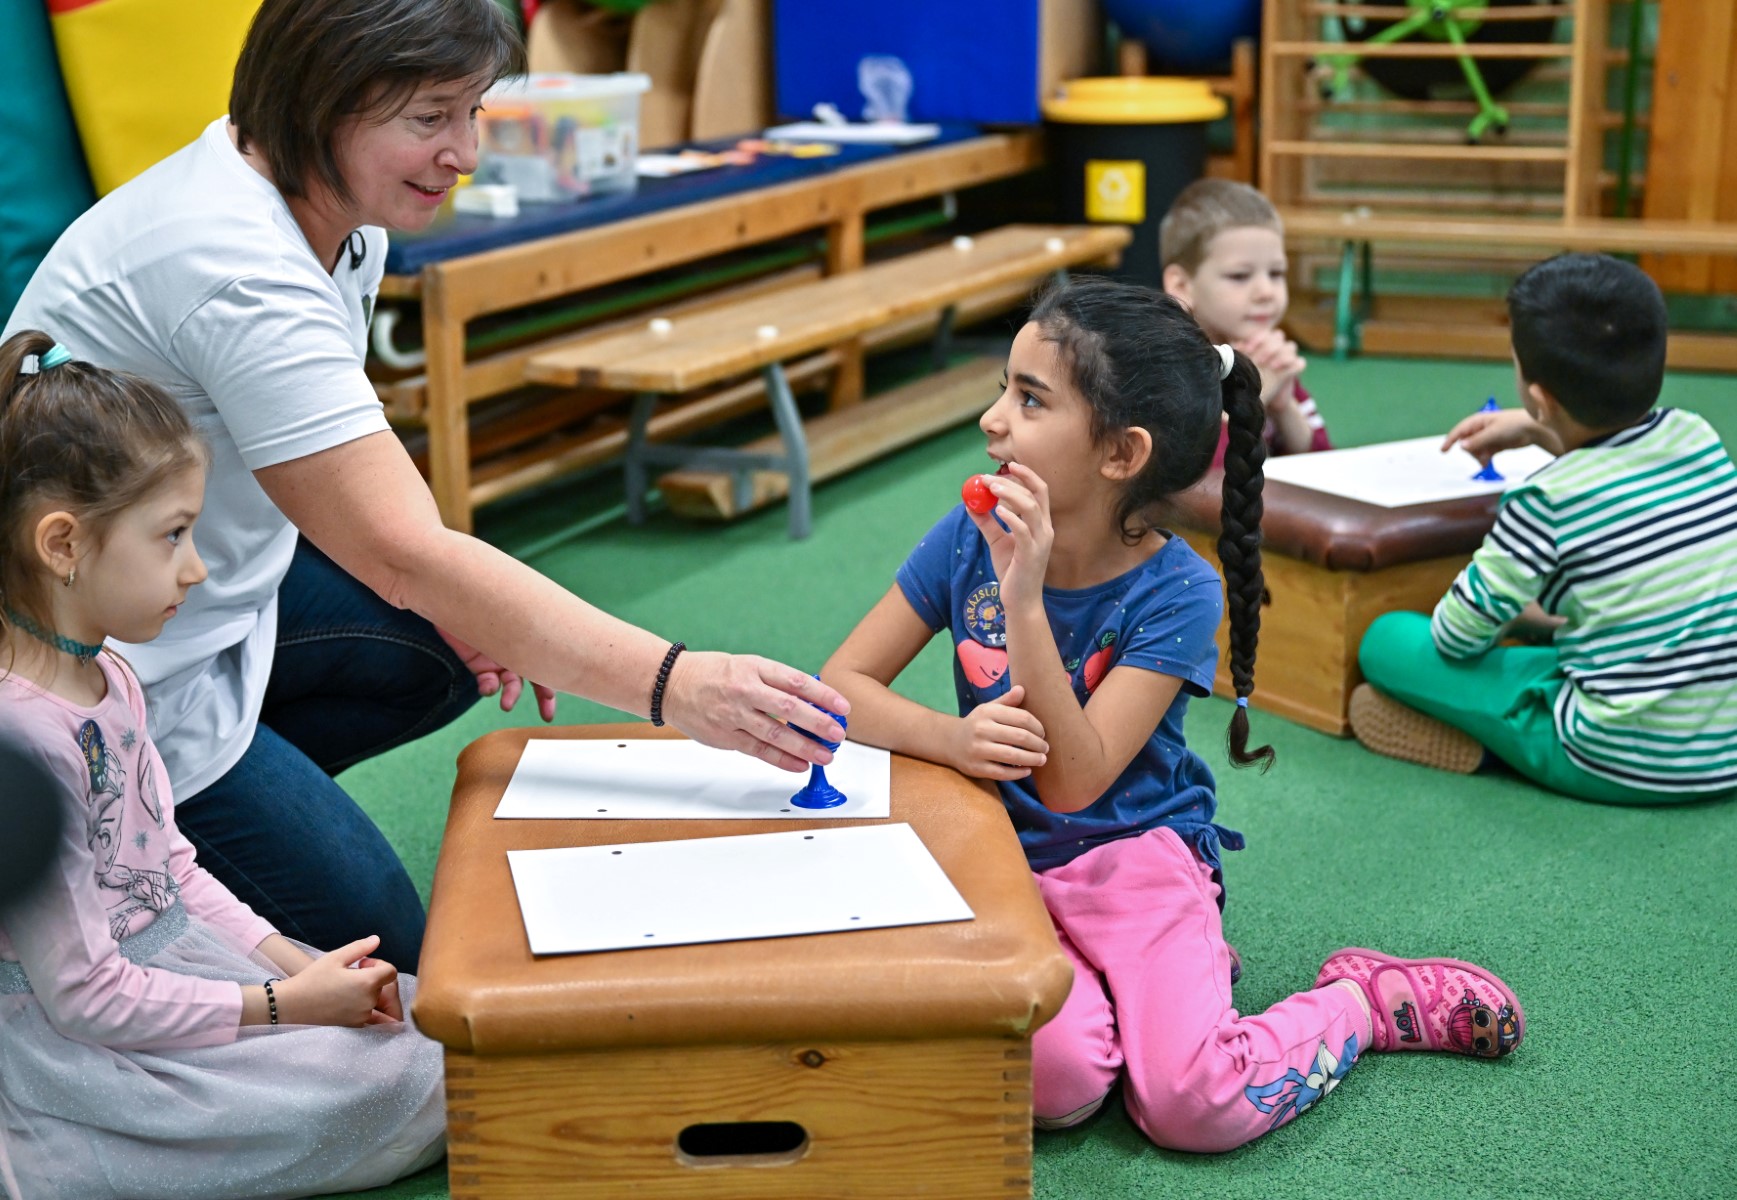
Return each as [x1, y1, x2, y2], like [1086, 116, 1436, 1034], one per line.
[230, 0, 525, 206]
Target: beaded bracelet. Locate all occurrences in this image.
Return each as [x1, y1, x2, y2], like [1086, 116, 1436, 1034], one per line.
[263, 978, 281, 1026]
[649, 641, 686, 727]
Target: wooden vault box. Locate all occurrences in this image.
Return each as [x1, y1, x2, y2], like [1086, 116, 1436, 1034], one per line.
[414, 725, 1073, 1199]
[1168, 476, 1498, 735]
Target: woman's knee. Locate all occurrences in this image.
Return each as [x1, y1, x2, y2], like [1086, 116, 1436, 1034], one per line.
[399, 628, 475, 712]
[330, 867, 426, 969]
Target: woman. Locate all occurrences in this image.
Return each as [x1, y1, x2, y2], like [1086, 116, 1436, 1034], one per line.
[4, 0, 847, 968]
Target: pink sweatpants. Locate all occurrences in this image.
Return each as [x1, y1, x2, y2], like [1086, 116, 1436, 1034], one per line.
[1032, 827, 1371, 1153]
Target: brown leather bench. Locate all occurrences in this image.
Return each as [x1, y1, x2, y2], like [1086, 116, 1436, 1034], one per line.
[1165, 475, 1499, 736]
[414, 724, 1072, 1199]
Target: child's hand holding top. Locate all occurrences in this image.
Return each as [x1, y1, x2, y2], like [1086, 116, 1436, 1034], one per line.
[1441, 403, 1564, 464]
[969, 462, 1053, 614]
[952, 466, 1057, 783]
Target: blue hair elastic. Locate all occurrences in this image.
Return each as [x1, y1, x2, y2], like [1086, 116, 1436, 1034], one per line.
[20, 344, 72, 375]
[1235, 697, 1249, 709]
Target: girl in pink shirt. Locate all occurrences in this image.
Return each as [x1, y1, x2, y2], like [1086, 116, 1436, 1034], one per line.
[0, 330, 443, 1199]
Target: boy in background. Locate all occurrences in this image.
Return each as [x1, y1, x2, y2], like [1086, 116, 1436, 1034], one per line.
[1352, 253, 1737, 803]
[1160, 179, 1330, 466]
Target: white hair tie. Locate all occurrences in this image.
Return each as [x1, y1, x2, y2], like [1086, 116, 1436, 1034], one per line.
[1214, 343, 1234, 380]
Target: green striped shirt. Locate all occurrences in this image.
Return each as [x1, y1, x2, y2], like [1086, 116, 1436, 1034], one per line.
[1432, 408, 1737, 793]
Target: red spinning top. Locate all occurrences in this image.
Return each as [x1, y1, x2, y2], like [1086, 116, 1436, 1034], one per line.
[961, 474, 996, 514]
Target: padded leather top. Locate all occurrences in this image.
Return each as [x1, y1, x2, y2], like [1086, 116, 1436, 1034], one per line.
[1165, 471, 1501, 571]
[412, 726, 1073, 1055]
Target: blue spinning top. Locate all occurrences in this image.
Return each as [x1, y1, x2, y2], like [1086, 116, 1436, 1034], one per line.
[1470, 397, 1504, 482]
[789, 688, 849, 809]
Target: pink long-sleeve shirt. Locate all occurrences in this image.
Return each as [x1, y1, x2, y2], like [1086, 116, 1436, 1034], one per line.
[0, 652, 276, 1050]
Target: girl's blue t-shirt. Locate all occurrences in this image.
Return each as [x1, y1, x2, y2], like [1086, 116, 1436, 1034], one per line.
[895, 506, 1244, 873]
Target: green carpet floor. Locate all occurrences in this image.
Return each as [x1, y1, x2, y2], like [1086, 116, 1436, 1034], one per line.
[341, 353, 1737, 1200]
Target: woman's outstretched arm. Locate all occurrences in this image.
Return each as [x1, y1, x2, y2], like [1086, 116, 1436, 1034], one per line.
[255, 431, 846, 770]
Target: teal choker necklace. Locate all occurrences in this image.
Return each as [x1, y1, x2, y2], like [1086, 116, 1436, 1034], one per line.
[4, 609, 103, 667]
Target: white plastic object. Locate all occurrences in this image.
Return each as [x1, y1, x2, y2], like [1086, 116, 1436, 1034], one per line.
[951, 235, 974, 251]
[452, 183, 520, 218]
[858, 55, 913, 123]
[757, 324, 780, 340]
[648, 317, 674, 336]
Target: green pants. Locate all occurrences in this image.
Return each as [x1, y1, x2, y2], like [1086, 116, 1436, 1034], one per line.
[1358, 611, 1713, 806]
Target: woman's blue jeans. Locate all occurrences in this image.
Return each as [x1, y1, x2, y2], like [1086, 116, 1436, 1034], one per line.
[173, 540, 477, 970]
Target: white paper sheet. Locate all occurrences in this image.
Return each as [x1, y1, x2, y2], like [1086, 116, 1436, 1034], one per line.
[762, 121, 940, 144]
[635, 153, 721, 177]
[506, 823, 973, 955]
[1260, 436, 1556, 508]
[494, 738, 892, 820]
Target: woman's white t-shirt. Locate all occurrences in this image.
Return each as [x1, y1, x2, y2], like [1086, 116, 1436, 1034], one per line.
[4, 118, 391, 796]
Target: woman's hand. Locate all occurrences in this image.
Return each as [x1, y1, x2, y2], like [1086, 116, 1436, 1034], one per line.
[437, 628, 558, 722]
[1442, 407, 1554, 464]
[273, 935, 401, 1027]
[948, 684, 1049, 780]
[968, 462, 1052, 614]
[658, 653, 851, 773]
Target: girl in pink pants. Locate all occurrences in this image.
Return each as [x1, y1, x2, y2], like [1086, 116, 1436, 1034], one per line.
[824, 277, 1524, 1153]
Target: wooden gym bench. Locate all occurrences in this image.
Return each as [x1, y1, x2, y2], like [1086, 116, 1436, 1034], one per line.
[526, 224, 1131, 537]
[1281, 208, 1737, 363]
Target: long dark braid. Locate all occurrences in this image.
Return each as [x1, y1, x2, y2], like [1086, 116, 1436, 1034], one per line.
[1217, 351, 1275, 770]
[1028, 275, 1273, 770]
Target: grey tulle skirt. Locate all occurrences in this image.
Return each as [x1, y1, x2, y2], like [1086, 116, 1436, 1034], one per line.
[0, 904, 445, 1199]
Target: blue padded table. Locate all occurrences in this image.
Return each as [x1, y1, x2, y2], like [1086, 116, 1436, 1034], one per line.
[379, 125, 1043, 532]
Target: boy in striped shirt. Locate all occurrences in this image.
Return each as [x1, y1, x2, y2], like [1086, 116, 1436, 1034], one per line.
[1351, 253, 1737, 803]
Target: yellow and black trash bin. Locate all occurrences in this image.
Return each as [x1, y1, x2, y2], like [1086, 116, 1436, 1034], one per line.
[1043, 78, 1226, 289]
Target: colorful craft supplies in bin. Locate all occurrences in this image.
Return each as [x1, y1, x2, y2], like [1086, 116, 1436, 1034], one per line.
[475, 71, 651, 202]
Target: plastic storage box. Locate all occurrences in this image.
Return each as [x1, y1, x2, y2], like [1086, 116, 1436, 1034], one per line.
[475, 72, 650, 202]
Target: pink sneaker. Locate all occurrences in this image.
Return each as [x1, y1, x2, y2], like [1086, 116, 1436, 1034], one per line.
[1316, 948, 1523, 1058]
